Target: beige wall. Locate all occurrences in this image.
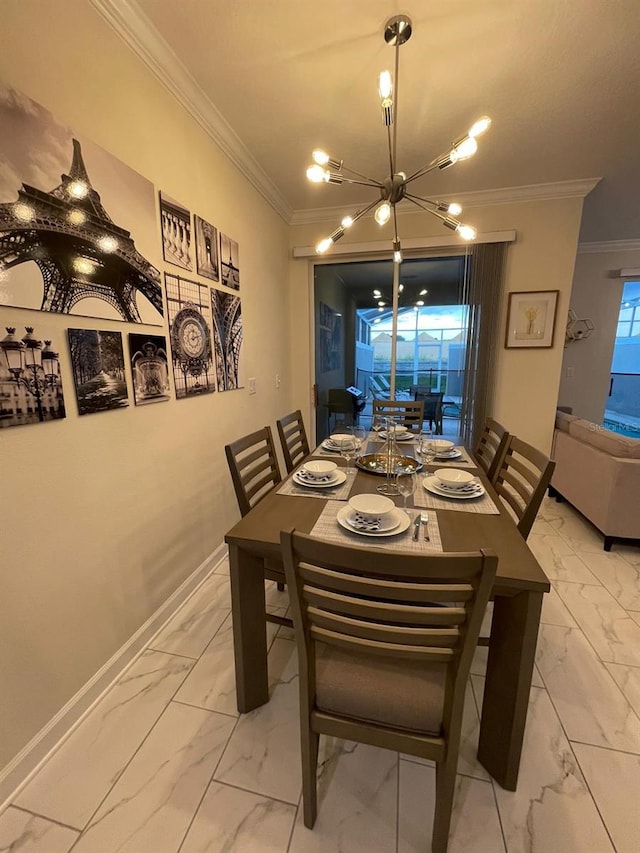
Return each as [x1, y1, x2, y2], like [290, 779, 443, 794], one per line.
[0, 0, 290, 768]
[559, 247, 640, 423]
[290, 196, 584, 452]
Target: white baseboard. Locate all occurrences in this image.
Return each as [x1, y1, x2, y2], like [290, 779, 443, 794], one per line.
[0, 543, 228, 809]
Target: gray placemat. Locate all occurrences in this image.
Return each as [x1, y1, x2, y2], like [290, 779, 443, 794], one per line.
[412, 475, 500, 514]
[277, 468, 356, 500]
[309, 500, 443, 552]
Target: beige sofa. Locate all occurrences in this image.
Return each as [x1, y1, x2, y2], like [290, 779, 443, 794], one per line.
[550, 410, 640, 550]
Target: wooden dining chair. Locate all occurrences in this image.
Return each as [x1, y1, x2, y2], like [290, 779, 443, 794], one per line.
[281, 528, 498, 853]
[474, 417, 510, 483]
[225, 427, 290, 607]
[493, 435, 556, 539]
[225, 425, 282, 516]
[372, 398, 425, 433]
[276, 409, 310, 474]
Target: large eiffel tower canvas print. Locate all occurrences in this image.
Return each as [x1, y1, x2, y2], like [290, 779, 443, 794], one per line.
[0, 84, 162, 324]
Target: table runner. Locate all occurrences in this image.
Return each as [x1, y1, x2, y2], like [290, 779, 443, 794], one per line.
[309, 499, 443, 552]
[277, 467, 356, 500]
[412, 475, 500, 514]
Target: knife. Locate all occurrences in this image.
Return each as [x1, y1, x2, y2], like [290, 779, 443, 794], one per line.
[412, 513, 421, 541]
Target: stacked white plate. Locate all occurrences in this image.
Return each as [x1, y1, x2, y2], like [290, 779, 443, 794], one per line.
[379, 430, 413, 441]
[293, 468, 347, 488]
[336, 506, 411, 536]
[423, 475, 485, 500]
[321, 436, 357, 452]
[434, 448, 463, 460]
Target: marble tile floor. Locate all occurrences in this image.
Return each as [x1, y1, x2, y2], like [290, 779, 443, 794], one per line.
[1, 496, 639, 852]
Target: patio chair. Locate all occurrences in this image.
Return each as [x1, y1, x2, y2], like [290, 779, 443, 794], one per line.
[281, 528, 498, 853]
[414, 390, 444, 434]
[327, 388, 354, 431]
[368, 375, 390, 398]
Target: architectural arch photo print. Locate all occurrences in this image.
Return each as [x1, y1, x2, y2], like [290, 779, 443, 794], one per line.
[0, 84, 163, 324]
[211, 288, 243, 390]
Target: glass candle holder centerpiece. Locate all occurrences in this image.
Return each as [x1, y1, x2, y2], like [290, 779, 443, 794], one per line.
[377, 418, 401, 495]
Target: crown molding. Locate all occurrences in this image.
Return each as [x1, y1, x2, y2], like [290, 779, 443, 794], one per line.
[89, 0, 292, 223]
[290, 178, 601, 226]
[577, 239, 640, 254]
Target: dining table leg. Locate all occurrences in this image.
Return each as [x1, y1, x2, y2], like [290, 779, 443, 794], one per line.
[228, 544, 269, 713]
[477, 588, 544, 790]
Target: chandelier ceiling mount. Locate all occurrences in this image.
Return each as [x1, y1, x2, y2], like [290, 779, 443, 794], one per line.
[307, 15, 491, 263]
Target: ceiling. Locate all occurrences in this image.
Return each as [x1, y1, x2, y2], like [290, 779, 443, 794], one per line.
[114, 0, 640, 248]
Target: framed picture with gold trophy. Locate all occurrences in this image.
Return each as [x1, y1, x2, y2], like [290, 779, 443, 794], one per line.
[504, 290, 559, 349]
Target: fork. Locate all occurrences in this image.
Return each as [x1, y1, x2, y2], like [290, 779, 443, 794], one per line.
[420, 512, 430, 541]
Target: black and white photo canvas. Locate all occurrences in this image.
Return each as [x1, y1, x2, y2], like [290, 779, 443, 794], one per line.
[129, 333, 170, 405]
[211, 288, 243, 391]
[0, 84, 163, 324]
[0, 321, 66, 429]
[194, 214, 219, 281]
[68, 329, 128, 415]
[165, 273, 215, 398]
[220, 232, 240, 290]
[159, 192, 192, 271]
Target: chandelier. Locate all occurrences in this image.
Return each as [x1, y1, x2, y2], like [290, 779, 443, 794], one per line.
[306, 15, 491, 263]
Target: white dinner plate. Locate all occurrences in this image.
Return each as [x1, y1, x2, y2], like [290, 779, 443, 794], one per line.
[423, 475, 485, 500]
[336, 506, 411, 537]
[379, 431, 413, 441]
[434, 449, 462, 460]
[294, 469, 347, 488]
[321, 439, 354, 452]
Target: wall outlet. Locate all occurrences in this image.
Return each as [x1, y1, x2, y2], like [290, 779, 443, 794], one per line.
[248, 377, 256, 394]
[566, 366, 575, 378]
[275, 373, 281, 389]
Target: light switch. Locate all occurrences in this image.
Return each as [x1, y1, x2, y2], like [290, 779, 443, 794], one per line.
[248, 377, 256, 394]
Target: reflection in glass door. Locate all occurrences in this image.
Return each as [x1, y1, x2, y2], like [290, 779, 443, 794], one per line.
[607, 281, 640, 437]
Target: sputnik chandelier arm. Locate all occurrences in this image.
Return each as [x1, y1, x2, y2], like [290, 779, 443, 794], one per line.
[306, 14, 491, 262]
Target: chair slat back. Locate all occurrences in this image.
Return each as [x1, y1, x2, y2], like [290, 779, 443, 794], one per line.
[225, 426, 282, 517]
[493, 435, 555, 539]
[276, 410, 311, 473]
[474, 417, 510, 482]
[281, 529, 497, 721]
[372, 399, 425, 432]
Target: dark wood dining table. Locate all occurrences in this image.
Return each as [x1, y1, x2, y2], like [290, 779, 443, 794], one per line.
[224, 442, 550, 791]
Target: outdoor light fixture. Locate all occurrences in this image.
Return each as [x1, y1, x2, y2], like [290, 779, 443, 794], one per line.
[306, 15, 490, 261]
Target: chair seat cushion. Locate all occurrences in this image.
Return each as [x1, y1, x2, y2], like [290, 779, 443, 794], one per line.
[315, 643, 445, 735]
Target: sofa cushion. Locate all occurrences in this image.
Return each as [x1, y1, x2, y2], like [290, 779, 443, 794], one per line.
[555, 410, 578, 432]
[568, 419, 640, 459]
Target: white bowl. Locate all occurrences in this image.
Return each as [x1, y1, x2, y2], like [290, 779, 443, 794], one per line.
[302, 460, 338, 479]
[329, 433, 356, 449]
[432, 439, 454, 454]
[435, 468, 475, 490]
[388, 424, 408, 434]
[348, 494, 395, 519]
